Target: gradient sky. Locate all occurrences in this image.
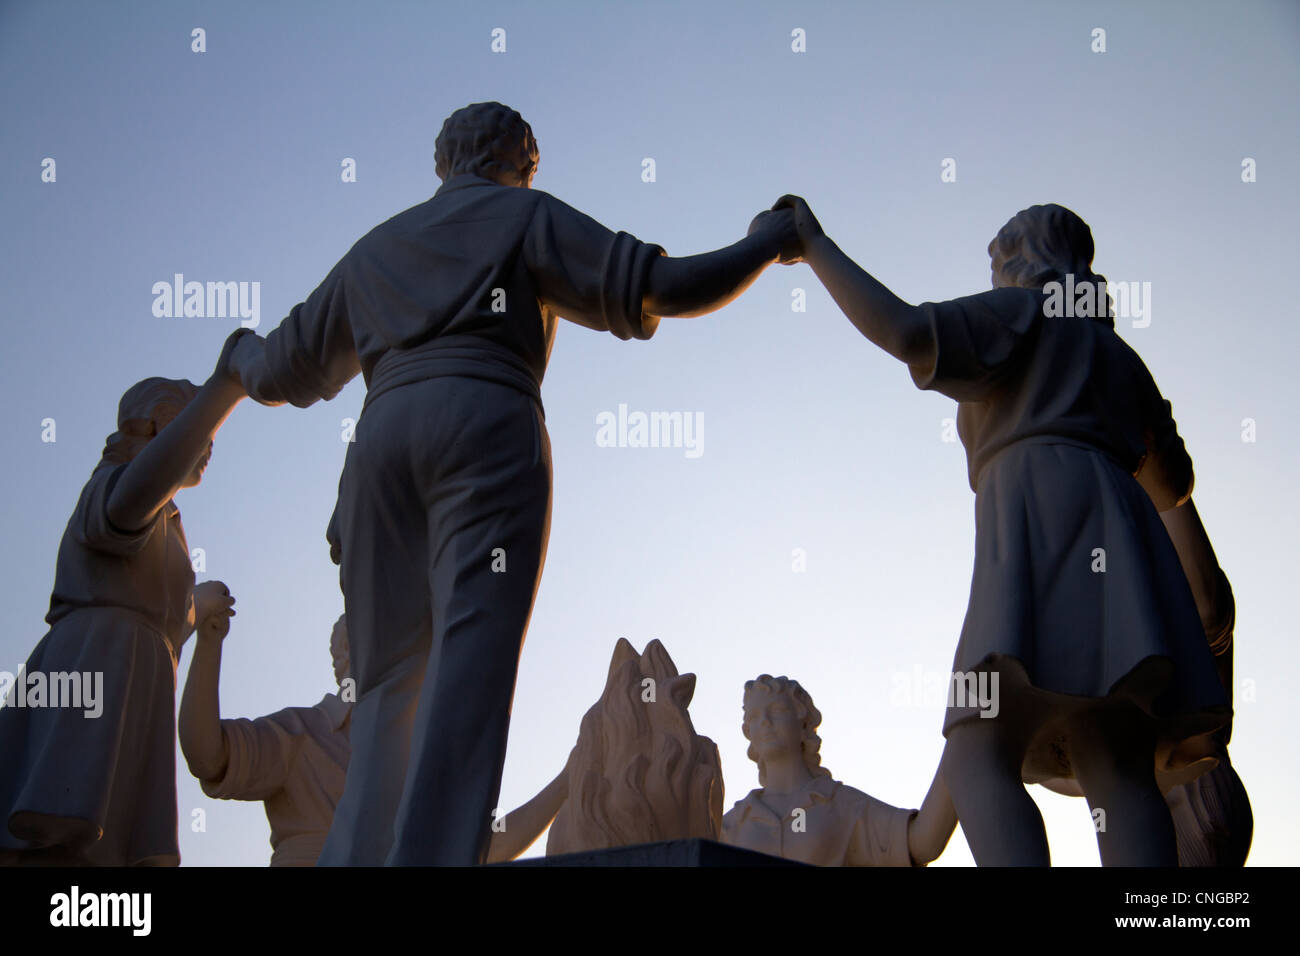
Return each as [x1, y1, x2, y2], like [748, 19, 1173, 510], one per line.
[1, 0, 1296, 866]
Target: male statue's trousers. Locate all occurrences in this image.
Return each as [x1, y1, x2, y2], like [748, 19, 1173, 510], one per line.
[317, 374, 552, 866]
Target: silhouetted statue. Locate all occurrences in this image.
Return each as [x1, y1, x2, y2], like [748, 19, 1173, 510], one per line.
[1159, 500, 1251, 865]
[226, 102, 797, 865]
[0, 336, 247, 865]
[773, 196, 1228, 865]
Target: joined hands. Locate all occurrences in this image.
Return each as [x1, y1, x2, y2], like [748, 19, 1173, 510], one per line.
[748, 194, 824, 266]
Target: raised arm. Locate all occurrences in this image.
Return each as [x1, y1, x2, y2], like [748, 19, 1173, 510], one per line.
[228, 259, 360, 408]
[179, 589, 236, 782]
[773, 195, 934, 367]
[907, 764, 959, 865]
[106, 330, 248, 533]
[526, 192, 798, 340]
[641, 210, 798, 318]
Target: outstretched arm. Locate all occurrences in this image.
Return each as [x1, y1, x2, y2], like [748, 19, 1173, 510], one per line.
[642, 210, 797, 318]
[228, 261, 360, 408]
[907, 765, 958, 865]
[485, 766, 570, 863]
[106, 330, 248, 532]
[774, 195, 934, 367]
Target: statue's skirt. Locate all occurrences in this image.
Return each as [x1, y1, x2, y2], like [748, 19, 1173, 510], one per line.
[942, 439, 1230, 787]
[0, 607, 180, 865]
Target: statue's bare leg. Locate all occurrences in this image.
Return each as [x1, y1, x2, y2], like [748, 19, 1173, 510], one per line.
[941, 714, 1049, 866]
[1066, 700, 1176, 866]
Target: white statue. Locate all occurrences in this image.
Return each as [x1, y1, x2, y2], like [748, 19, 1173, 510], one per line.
[485, 638, 724, 861]
[722, 675, 956, 866]
[180, 613, 352, 866]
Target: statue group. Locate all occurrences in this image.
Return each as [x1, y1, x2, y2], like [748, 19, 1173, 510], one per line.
[0, 102, 1250, 867]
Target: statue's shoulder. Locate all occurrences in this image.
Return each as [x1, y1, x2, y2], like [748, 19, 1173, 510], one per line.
[722, 788, 765, 825]
[817, 778, 879, 814]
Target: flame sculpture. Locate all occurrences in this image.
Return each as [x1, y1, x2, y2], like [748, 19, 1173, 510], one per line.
[546, 638, 723, 853]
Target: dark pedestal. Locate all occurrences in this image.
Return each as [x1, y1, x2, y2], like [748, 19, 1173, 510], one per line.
[496, 838, 806, 867]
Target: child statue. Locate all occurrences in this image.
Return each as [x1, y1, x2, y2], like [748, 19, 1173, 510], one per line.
[722, 675, 956, 866]
[179, 613, 353, 866]
[0, 332, 248, 864]
[225, 102, 798, 865]
[771, 195, 1229, 865]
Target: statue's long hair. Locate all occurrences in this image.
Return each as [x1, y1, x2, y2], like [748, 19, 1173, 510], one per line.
[990, 203, 1113, 328]
[742, 675, 832, 787]
[100, 377, 200, 465]
[547, 639, 723, 853]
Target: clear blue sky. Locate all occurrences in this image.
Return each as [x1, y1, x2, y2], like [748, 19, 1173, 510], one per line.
[1, 0, 1296, 866]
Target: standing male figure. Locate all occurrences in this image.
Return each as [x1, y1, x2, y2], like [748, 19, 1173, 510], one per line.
[228, 102, 796, 864]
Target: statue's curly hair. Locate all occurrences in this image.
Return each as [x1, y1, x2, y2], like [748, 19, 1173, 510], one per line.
[100, 377, 200, 465]
[742, 674, 832, 786]
[989, 203, 1113, 327]
[434, 101, 538, 187]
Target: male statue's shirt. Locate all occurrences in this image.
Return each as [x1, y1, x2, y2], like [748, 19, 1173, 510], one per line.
[200, 693, 351, 867]
[722, 774, 918, 867]
[244, 174, 666, 410]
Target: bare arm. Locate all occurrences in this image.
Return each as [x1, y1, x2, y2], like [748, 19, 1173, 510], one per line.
[178, 613, 233, 782]
[106, 331, 248, 531]
[642, 213, 794, 318]
[485, 767, 569, 863]
[773, 195, 934, 366]
[1159, 497, 1233, 654]
[1136, 428, 1193, 514]
[907, 765, 958, 865]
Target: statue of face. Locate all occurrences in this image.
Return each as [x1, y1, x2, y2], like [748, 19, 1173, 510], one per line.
[743, 689, 805, 763]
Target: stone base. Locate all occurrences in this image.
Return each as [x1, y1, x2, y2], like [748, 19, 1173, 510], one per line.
[496, 838, 806, 867]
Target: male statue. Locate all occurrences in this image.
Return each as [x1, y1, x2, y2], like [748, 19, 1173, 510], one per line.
[226, 102, 797, 865]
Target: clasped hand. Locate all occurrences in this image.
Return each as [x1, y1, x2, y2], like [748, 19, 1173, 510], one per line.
[747, 194, 824, 265]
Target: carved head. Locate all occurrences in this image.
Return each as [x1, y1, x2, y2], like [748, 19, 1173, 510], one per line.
[434, 101, 539, 188]
[741, 675, 832, 788]
[988, 204, 1111, 325]
[101, 377, 207, 484]
[330, 613, 351, 687]
[547, 638, 724, 854]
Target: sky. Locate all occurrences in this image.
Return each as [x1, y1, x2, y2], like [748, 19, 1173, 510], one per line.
[0, 0, 1296, 867]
